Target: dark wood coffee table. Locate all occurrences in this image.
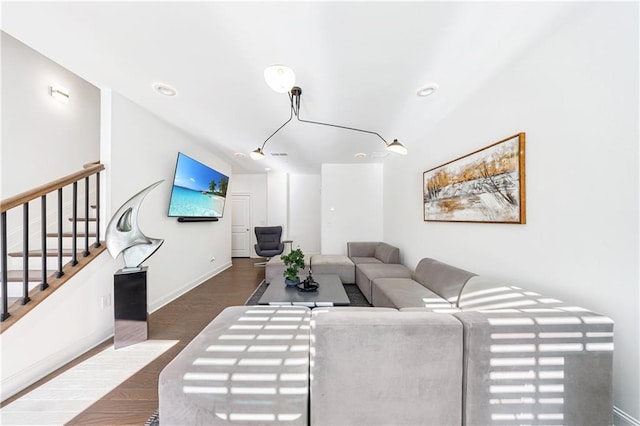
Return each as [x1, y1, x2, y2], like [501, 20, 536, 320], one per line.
[258, 274, 350, 307]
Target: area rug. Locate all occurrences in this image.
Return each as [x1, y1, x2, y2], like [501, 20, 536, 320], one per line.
[144, 409, 159, 426]
[244, 280, 371, 306]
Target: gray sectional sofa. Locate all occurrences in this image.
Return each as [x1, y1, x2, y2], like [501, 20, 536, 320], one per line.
[160, 243, 614, 425]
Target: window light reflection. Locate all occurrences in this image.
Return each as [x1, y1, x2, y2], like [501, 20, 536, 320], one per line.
[490, 370, 535, 380]
[219, 334, 256, 340]
[490, 344, 536, 353]
[247, 345, 288, 352]
[490, 357, 536, 366]
[491, 333, 535, 339]
[231, 373, 277, 381]
[538, 357, 564, 366]
[183, 386, 228, 394]
[231, 387, 277, 395]
[238, 358, 282, 366]
[183, 372, 229, 381]
[538, 343, 583, 352]
[206, 345, 247, 352]
[193, 357, 237, 366]
[177, 307, 310, 423]
[586, 342, 614, 351]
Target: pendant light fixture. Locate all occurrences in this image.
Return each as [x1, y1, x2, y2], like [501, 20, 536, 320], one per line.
[252, 66, 407, 159]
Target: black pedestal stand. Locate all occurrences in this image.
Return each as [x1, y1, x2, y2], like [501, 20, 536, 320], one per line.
[114, 267, 148, 349]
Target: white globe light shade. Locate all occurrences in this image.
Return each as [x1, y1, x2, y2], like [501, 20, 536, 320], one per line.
[264, 65, 296, 93]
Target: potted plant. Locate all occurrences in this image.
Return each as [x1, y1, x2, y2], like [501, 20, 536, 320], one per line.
[281, 248, 305, 286]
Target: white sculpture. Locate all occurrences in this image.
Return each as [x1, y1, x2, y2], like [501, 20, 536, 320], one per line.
[106, 180, 164, 270]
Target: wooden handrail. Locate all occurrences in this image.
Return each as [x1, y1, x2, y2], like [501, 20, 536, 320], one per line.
[0, 163, 105, 213]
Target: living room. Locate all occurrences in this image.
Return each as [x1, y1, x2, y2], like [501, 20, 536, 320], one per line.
[1, 1, 638, 425]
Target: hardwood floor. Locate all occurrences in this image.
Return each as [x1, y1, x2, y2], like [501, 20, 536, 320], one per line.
[2, 258, 264, 425]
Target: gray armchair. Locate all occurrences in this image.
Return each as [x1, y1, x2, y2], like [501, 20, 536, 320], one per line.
[254, 226, 284, 266]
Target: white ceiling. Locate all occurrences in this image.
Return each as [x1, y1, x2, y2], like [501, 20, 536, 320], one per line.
[1, 1, 575, 173]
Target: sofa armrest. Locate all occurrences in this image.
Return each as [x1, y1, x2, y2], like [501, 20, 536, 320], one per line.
[374, 242, 400, 264]
[347, 241, 379, 258]
[453, 309, 613, 426]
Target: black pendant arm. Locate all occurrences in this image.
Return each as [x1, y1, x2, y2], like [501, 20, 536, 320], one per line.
[290, 86, 388, 145]
[260, 100, 294, 150]
[295, 114, 388, 145]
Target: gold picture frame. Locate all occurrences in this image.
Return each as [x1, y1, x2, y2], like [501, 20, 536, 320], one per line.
[423, 132, 526, 224]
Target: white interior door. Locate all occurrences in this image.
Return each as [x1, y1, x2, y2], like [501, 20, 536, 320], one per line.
[231, 194, 252, 257]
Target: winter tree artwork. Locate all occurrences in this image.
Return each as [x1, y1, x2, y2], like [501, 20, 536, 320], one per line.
[423, 133, 526, 223]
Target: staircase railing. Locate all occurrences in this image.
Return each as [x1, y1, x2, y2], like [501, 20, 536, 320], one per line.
[0, 163, 105, 322]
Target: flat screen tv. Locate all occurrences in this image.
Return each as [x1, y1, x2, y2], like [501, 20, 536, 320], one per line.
[168, 152, 229, 219]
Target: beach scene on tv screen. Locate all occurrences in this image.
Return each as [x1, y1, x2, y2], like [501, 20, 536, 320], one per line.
[169, 153, 228, 217]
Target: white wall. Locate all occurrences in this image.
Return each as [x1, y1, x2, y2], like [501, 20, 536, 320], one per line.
[230, 173, 267, 257]
[383, 3, 639, 420]
[234, 173, 321, 256]
[267, 172, 288, 236]
[289, 174, 321, 255]
[0, 31, 100, 199]
[107, 92, 233, 311]
[321, 164, 383, 255]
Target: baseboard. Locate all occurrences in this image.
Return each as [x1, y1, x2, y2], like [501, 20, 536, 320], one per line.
[1, 328, 112, 402]
[148, 260, 233, 313]
[615, 407, 640, 426]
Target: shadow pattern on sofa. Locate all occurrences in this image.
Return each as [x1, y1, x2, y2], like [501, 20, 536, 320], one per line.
[160, 247, 614, 425]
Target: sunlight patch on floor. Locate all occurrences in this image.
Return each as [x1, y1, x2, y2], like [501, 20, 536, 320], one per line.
[0, 340, 178, 425]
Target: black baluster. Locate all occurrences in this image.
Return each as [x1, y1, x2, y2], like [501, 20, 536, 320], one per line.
[56, 188, 64, 278]
[83, 177, 90, 257]
[22, 203, 31, 305]
[71, 182, 78, 266]
[41, 195, 49, 291]
[1, 212, 9, 321]
[95, 172, 101, 248]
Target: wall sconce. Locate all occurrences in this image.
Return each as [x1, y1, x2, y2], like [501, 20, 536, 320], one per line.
[49, 84, 70, 104]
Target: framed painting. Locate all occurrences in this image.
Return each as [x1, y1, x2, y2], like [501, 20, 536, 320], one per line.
[423, 132, 526, 224]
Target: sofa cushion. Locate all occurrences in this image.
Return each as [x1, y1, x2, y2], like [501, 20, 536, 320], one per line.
[372, 278, 455, 310]
[457, 275, 566, 310]
[347, 241, 379, 258]
[310, 309, 463, 425]
[310, 255, 355, 283]
[355, 263, 412, 304]
[350, 256, 383, 265]
[159, 306, 311, 425]
[413, 258, 477, 303]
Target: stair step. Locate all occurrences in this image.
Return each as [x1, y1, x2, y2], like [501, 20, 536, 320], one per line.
[68, 217, 97, 222]
[6, 270, 56, 282]
[8, 249, 84, 258]
[46, 232, 97, 238]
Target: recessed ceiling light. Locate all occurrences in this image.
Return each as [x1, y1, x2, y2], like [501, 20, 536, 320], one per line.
[416, 83, 439, 97]
[233, 152, 246, 158]
[354, 153, 367, 158]
[153, 82, 178, 97]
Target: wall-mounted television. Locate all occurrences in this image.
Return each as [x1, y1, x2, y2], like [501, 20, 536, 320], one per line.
[168, 152, 229, 220]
